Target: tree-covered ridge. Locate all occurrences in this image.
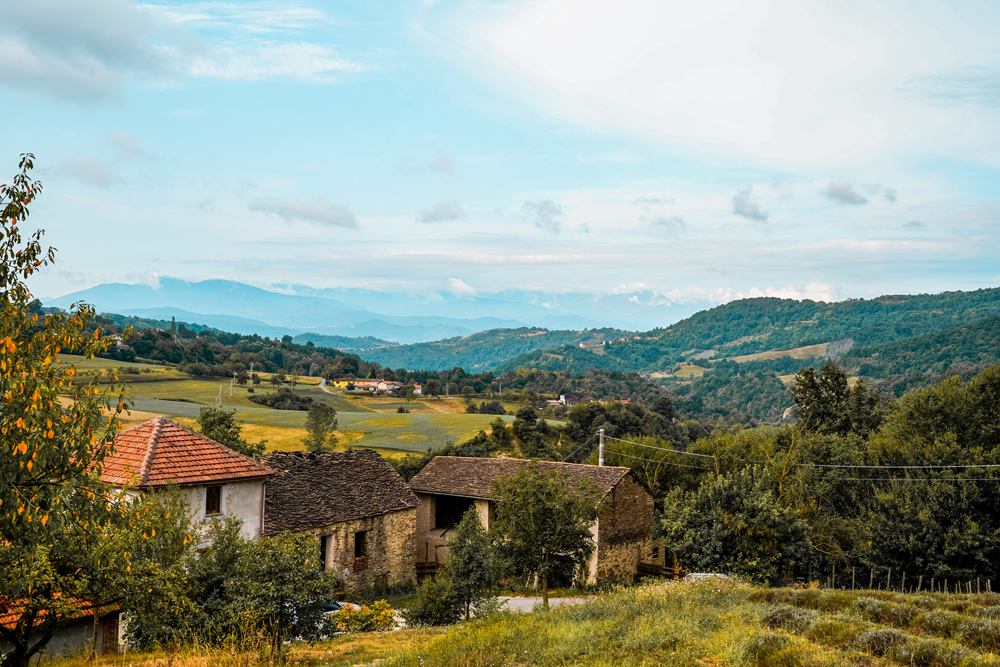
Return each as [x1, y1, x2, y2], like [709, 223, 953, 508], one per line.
[359, 326, 630, 372]
[496, 288, 1000, 375]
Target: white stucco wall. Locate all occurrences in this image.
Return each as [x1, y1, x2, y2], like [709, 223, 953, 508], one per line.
[187, 480, 265, 545]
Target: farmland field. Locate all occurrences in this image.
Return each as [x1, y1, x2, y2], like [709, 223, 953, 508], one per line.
[730, 342, 829, 363]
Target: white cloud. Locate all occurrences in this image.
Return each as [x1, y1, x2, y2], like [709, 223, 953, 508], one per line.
[57, 155, 122, 188]
[732, 188, 767, 221]
[523, 199, 562, 233]
[248, 197, 358, 228]
[883, 188, 898, 202]
[429, 153, 454, 173]
[107, 130, 148, 158]
[419, 200, 462, 223]
[712, 280, 838, 304]
[437, 0, 1000, 169]
[448, 277, 477, 296]
[822, 180, 868, 205]
[124, 270, 161, 289]
[188, 42, 367, 82]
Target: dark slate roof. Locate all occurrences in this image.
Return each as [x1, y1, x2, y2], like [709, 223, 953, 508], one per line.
[262, 450, 419, 535]
[408, 456, 631, 499]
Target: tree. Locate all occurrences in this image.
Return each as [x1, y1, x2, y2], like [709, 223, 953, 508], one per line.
[425, 378, 442, 398]
[446, 507, 497, 620]
[489, 417, 513, 450]
[228, 531, 339, 661]
[303, 402, 338, 452]
[791, 361, 886, 437]
[196, 407, 266, 458]
[659, 466, 812, 584]
[512, 405, 547, 458]
[490, 462, 604, 608]
[0, 154, 131, 667]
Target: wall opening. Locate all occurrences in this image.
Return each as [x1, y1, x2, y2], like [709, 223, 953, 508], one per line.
[354, 531, 367, 558]
[434, 495, 475, 529]
[206, 486, 222, 515]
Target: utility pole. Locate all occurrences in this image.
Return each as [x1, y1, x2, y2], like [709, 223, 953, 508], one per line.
[598, 428, 605, 467]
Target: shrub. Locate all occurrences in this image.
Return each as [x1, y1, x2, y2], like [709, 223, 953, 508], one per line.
[980, 606, 1000, 619]
[403, 573, 462, 626]
[856, 596, 887, 622]
[762, 605, 817, 633]
[248, 387, 314, 410]
[960, 619, 1000, 651]
[333, 600, 396, 633]
[885, 602, 919, 627]
[894, 639, 967, 667]
[855, 628, 910, 656]
[349, 580, 416, 607]
[743, 632, 805, 667]
[804, 620, 860, 648]
[921, 610, 965, 637]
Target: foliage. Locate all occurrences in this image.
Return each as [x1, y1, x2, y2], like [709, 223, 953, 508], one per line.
[332, 600, 396, 633]
[402, 572, 461, 627]
[196, 407, 266, 458]
[659, 466, 812, 584]
[511, 405, 551, 458]
[790, 362, 886, 437]
[247, 387, 314, 410]
[0, 155, 137, 667]
[445, 507, 497, 620]
[489, 462, 604, 607]
[302, 402, 338, 452]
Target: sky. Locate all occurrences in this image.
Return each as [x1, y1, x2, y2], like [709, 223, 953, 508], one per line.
[3, 0, 1000, 307]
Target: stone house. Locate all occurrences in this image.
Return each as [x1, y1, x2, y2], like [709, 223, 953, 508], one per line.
[101, 416, 275, 545]
[262, 450, 419, 591]
[408, 456, 655, 582]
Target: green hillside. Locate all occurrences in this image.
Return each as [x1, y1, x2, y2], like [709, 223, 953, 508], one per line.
[496, 287, 1000, 375]
[359, 327, 629, 372]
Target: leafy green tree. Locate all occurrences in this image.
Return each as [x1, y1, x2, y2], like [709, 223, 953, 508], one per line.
[659, 466, 812, 584]
[228, 532, 340, 660]
[489, 417, 513, 449]
[0, 155, 134, 667]
[512, 405, 546, 457]
[303, 402, 338, 452]
[791, 361, 886, 437]
[197, 406, 266, 458]
[424, 378, 442, 398]
[490, 462, 604, 608]
[446, 507, 497, 620]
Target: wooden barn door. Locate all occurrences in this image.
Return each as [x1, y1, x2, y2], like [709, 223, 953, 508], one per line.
[101, 614, 119, 655]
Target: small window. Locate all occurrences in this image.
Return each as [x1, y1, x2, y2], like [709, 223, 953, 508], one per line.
[652, 546, 660, 560]
[354, 531, 367, 558]
[206, 486, 222, 515]
[319, 534, 329, 570]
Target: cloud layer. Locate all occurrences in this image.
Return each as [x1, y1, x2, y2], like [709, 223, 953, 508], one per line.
[248, 197, 358, 228]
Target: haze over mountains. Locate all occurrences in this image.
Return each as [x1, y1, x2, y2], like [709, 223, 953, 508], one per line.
[44, 277, 710, 345]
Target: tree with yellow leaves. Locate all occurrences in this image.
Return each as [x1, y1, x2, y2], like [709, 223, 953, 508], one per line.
[0, 154, 136, 667]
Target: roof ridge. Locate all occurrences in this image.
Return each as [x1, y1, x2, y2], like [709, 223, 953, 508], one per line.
[137, 416, 163, 485]
[161, 417, 273, 472]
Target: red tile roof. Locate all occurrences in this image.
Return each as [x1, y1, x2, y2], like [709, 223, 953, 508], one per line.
[101, 417, 273, 489]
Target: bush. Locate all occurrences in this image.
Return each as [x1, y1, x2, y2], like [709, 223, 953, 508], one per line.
[803, 620, 860, 647]
[743, 632, 805, 667]
[349, 580, 416, 607]
[403, 574, 462, 626]
[762, 605, 817, 633]
[921, 610, 965, 637]
[333, 600, 396, 633]
[854, 628, 910, 656]
[894, 639, 967, 667]
[248, 387, 314, 410]
[960, 618, 1000, 651]
[980, 606, 1000, 619]
[885, 602, 919, 627]
[856, 596, 886, 622]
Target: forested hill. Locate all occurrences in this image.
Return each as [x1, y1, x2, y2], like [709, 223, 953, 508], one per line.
[494, 287, 1000, 375]
[358, 327, 630, 372]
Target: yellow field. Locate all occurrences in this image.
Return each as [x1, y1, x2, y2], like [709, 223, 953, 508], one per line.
[729, 342, 828, 363]
[673, 364, 706, 378]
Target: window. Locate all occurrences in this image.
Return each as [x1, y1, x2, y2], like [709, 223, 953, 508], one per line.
[319, 534, 331, 570]
[354, 531, 367, 558]
[652, 546, 660, 560]
[434, 495, 475, 530]
[206, 486, 222, 515]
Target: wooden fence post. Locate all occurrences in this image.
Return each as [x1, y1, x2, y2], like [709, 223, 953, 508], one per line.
[870, 569, 874, 590]
[901, 572, 906, 593]
[833, 564, 836, 589]
[852, 567, 856, 591]
[917, 575, 923, 592]
[887, 568, 892, 591]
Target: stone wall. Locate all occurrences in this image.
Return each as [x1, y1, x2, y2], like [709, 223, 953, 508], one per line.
[304, 507, 417, 591]
[596, 474, 654, 581]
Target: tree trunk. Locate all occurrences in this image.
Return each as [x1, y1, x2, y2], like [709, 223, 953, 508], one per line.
[542, 576, 549, 610]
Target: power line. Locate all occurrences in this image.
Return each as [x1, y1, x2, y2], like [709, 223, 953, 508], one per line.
[828, 477, 1000, 482]
[603, 449, 707, 470]
[562, 433, 598, 463]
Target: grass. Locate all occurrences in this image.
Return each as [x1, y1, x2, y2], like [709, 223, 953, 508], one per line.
[384, 583, 1000, 666]
[673, 364, 706, 378]
[729, 342, 830, 363]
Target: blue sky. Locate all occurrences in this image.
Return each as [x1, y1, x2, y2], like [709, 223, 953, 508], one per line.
[4, 0, 1000, 307]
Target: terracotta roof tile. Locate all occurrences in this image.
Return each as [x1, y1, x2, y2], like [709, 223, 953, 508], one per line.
[408, 456, 631, 499]
[262, 450, 419, 535]
[101, 417, 273, 488]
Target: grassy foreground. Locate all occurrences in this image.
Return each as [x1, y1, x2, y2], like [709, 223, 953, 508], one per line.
[384, 581, 1000, 667]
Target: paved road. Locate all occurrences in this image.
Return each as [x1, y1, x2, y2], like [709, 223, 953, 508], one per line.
[498, 596, 596, 613]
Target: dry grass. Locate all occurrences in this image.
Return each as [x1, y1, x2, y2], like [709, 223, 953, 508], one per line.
[729, 343, 829, 363]
[674, 364, 706, 379]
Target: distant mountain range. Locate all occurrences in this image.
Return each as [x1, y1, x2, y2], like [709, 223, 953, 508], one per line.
[43, 277, 709, 344]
